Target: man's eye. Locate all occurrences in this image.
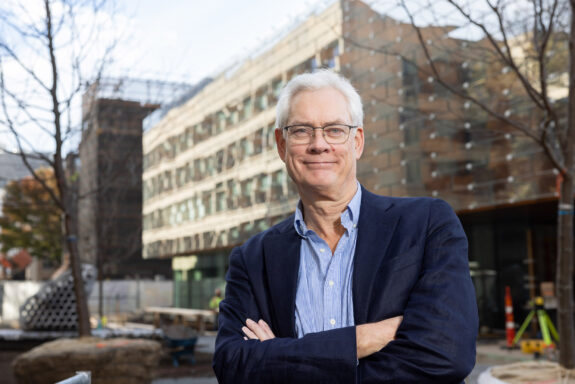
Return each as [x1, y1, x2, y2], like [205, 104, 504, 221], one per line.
[325, 126, 345, 136]
[291, 127, 310, 136]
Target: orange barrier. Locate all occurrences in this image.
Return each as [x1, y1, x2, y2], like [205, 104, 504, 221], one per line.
[505, 286, 516, 348]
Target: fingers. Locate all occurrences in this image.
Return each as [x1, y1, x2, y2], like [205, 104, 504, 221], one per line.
[378, 315, 403, 341]
[386, 315, 403, 340]
[258, 319, 276, 339]
[242, 318, 276, 341]
[242, 324, 258, 339]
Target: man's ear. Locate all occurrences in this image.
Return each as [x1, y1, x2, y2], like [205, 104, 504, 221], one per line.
[354, 127, 364, 159]
[275, 128, 287, 162]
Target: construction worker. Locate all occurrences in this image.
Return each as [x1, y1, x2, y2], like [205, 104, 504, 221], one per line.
[209, 288, 223, 330]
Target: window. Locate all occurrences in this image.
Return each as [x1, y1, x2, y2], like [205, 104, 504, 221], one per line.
[176, 167, 186, 187]
[216, 111, 226, 134]
[226, 143, 237, 169]
[216, 150, 225, 173]
[227, 179, 239, 209]
[266, 123, 276, 149]
[187, 198, 196, 221]
[402, 58, 419, 100]
[254, 128, 264, 155]
[216, 191, 226, 212]
[255, 173, 269, 203]
[185, 126, 194, 147]
[271, 77, 283, 103]
[206, 156, 215, 177]
[240, 97, 252, 121]
[197, 196, 205, 218]
[186, 162, 194, 183]
[241, 137, 253, 158]
[240, 179, 254, 207]
[227, 105, 239, 126]
[320, 41, 339, 69]
[271, 170, 285, 201]
[255, 87, 269, 113]
[202, 191, 212, 216]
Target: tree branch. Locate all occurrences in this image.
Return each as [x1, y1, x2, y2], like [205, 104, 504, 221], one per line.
[445, 0, 547, 109]
[0, 63, 64, 210]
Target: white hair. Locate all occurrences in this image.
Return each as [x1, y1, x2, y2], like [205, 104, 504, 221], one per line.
[275, 69, 364, 129]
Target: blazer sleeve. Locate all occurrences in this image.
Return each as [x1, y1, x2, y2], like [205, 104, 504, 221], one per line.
[213, 246, 358, 384]
[359, 199, 478, 383]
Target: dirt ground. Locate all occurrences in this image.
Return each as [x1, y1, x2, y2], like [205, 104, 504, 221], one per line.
[0, 350, 21, 384]
[155, 350, 216, 379]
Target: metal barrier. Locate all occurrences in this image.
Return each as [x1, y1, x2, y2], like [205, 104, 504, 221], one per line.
[55, 371, 91, 384]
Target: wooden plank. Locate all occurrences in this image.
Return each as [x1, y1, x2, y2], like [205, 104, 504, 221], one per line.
[145, 307, 215, 335]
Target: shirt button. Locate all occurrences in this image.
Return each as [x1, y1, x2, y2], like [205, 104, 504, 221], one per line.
[329, 280, 334, 287]
[320, 248, 325, 253]
[353, 224, 357, 228]
[330, 319, 336, 326]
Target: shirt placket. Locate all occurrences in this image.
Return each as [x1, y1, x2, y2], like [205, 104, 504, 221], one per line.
[322, 233, 349, 330]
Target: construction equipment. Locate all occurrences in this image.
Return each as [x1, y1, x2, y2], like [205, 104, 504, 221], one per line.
[512, 296, 559, 354]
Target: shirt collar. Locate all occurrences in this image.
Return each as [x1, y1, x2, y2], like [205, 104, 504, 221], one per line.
[294, 181, 362, 238]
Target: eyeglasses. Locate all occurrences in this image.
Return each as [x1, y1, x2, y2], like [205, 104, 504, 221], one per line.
[282, 124, 358, 144]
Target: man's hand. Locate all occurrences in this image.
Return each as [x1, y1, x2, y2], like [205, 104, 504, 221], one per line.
[242, 318, 276, 341]
[356, 316, 403, 359]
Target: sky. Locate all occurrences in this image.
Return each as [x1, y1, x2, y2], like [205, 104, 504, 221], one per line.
[0, 0, 518, 153]
[0, 0, 333, 153]
[112, 0, 332, 84]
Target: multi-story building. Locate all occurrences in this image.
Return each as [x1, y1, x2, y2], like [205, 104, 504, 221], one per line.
[79, 79, 197, 279]
[142, 0, 563, 331]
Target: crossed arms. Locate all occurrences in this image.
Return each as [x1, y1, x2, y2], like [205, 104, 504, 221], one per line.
[243, 316, 403, 359]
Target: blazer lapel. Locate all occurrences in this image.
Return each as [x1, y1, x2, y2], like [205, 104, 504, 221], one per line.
[263, 224, 301, 337]
[353, 188, 400, 324]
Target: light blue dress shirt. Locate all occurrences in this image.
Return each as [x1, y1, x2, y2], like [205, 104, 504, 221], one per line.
[294, 183, 361, 337]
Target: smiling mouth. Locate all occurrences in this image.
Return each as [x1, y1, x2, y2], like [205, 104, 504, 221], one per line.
[304, 161, 336, 167]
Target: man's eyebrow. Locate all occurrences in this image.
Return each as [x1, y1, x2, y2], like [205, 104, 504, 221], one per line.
[286, 120, 348, 126]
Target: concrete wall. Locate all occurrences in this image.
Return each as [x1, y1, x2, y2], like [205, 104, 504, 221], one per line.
[0, 281, 41, 324]
[0, 280, 173, 325]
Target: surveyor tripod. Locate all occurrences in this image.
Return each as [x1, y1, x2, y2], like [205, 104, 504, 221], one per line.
[512, 296, 559, 348]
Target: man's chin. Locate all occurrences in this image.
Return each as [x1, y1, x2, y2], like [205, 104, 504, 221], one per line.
[300, 179, 337, 193]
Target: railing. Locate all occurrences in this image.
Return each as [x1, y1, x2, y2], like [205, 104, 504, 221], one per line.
[55, 371, 91, 384]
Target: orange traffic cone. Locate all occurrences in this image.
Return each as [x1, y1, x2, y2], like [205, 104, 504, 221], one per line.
[505, 286, 516, 348]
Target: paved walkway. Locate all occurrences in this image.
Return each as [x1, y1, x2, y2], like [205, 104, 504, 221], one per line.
[153, 337, 535, 384]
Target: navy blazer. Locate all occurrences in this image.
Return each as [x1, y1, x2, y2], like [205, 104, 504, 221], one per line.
[213, 187, 478, 383]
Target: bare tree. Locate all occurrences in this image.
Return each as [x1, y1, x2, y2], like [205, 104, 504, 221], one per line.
[0, 0, 118, 336]
[344, 0, 574, 367]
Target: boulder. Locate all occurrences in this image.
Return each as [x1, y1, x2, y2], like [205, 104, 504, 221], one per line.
[12, 337, 162, 384]
[478, 361, 575, 384]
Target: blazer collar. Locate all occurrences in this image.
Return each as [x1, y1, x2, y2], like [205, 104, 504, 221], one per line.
[352, 187, 399, 324]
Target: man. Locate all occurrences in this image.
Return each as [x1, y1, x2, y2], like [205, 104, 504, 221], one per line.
[209, 288, 223, 330]
[213, 70, 478, 383]
[209, 288, 223, 312]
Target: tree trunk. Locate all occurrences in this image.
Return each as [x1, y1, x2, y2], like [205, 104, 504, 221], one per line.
[557, 2, 575, 367]
[64, 211, 91, 336]
[557, 173, 575, 368]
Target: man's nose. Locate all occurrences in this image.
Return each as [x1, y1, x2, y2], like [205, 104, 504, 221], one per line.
[308, 128, 330, 152]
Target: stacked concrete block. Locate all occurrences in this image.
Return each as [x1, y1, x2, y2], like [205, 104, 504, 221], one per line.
[19, 264, 96, 331]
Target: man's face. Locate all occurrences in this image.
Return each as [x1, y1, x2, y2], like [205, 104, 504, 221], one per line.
[275, 87, 364, 196]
